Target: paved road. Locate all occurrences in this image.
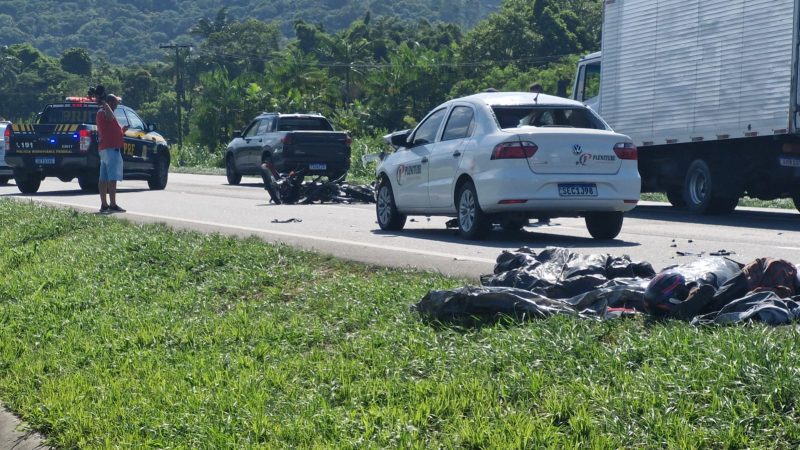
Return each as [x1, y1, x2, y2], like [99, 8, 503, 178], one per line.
[1, 173, 798, 280]
[1, 172, 800, 447]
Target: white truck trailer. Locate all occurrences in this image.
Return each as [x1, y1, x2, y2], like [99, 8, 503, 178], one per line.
[572, 0, 800, 213]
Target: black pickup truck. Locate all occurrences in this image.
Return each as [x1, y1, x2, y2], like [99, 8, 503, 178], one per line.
[224, 113, 351, 185]
[5, 97, 170, 194]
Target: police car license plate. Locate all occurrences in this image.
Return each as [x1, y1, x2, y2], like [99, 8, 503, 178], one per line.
[309, 163, 327, 170]
[779, 156, 800, 168]
[35, 157, 56, 165]
[558, 183, 597, 197]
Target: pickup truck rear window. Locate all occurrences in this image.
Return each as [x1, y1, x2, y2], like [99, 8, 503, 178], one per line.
[39, 106, 98, 124]
[492, 106, 607, 130]
[278, 118, 333, 132]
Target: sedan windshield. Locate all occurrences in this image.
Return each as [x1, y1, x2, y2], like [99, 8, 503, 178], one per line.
[492, 106, 607, 130]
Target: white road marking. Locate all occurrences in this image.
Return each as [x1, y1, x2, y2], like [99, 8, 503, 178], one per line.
[19, 198, 498, 264]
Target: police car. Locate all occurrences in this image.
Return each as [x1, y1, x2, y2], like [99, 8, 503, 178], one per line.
[4, 97, 170, 193]
[375, 92, 641, 240]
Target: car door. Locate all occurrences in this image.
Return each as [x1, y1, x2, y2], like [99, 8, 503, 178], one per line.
[253, 116, 275, 165]
[120, 107, 154, 171]
[394, 108, 447, 209]
[238, 119, 264, 173]
[428, 105, 475, 208]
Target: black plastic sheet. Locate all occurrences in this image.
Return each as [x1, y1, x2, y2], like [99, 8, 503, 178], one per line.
[414, 247, 800, 326]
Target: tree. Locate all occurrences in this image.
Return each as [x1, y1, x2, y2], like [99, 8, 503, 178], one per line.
[60, 47, 92, 76]
[190, 7, 232, 38]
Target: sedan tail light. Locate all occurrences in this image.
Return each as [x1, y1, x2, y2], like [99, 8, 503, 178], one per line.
[491, 141, 538, 160]
[613, 142, 638, 160]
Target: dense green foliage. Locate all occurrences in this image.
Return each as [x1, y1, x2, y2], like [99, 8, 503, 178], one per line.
[1, 200, 800, 447]
[0, 0, 602, 157]
[0, 0, 502, 63]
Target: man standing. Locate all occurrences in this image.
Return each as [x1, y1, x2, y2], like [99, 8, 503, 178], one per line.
[95, 94, 126, 213]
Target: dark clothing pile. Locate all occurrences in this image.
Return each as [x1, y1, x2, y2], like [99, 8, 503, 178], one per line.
[413, 247, 800, 326]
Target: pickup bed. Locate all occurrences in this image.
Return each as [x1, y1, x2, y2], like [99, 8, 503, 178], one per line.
[5, 99, 170, 194]
[224, 113, 351, 185]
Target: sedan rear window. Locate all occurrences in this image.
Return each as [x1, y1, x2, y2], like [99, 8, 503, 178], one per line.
[492, 106, 607, 130]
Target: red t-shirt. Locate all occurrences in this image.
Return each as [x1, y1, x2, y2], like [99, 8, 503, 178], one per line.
[96, 109, 124, 150]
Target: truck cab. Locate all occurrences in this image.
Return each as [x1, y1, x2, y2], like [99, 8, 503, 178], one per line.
[572, 51, 601, 112]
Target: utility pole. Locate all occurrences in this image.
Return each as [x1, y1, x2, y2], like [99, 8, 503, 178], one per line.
[159, 44, 193, 148]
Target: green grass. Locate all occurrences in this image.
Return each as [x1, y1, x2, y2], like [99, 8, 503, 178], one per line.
[641, 192, 796, 210]
[3, 200, 800, 448]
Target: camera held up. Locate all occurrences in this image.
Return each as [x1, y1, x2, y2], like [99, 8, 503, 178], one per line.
[87, 85, 106, 104]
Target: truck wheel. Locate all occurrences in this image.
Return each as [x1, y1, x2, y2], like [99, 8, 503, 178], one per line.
[457, 181, 491, 240]
[792, 193, 800, 214]
[78, 173, 99, 192]
[15, 173, 41, 194]
[585, 211, 624, 240]
[226, 155, 241, 185]
[148, 154, 169, 190]
[683, 159, 739, 214]
[666, 189, 686, 207]
[376, 176, 406, 231]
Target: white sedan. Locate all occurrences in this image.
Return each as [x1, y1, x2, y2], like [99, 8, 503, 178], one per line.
[375, 92, 641, 240]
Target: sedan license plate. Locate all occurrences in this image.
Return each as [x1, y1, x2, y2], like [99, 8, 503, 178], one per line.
[35, 157, 56, 165]
[558, 183, 597, 197]
[309, 163, 327, 170]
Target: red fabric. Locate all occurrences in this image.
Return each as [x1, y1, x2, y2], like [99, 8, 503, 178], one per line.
[96, 109, 124, 150]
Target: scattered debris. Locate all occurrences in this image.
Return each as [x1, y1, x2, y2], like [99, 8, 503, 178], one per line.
[265, 169, 376, 205]
[271, 218, 303, 223]
[677, 251, 704, 257]
[445, 219, 458, 228]
[710, 249, 735, 256]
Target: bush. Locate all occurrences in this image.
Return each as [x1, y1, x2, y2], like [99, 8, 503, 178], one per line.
[172, 144, 224, 169]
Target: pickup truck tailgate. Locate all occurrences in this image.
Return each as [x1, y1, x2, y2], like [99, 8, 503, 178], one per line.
[8, 123, 86, 157]
[284, 132, 350, 162]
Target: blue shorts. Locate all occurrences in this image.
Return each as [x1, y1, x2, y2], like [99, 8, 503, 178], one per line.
[99, 148, 123, 181]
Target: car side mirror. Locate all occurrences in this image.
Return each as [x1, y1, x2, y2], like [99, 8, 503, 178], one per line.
[147, 123, 157, 132]
[233, 130, 242, 138]
[389, 130, 411, 148]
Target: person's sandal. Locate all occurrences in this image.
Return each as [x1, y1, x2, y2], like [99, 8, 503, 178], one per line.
[109, 204, 126, 213]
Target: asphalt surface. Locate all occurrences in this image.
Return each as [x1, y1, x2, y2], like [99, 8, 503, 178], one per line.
[1, 172, 800, 447]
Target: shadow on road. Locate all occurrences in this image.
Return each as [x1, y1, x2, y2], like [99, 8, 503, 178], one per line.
[629, 204, 800, 233]
[372, 222, 640, 250]
[1, 187, 152, 198]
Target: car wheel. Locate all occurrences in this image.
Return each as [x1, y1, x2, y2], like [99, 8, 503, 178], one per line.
[147, 153, 169, 190]
[666, 189, 685, 207]
[15, 172, 41, 194]
[585, 211, 624, 240]
[0, 176, 10, 185]
[78, 172, 99, 192]
[376, 176, 406, 231]
[457, 181, 490, 240]
[226, 155, 241, 185]
[683, 159, 739, 214]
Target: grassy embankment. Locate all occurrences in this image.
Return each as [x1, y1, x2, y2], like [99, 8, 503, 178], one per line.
[1, 200, 799, 448]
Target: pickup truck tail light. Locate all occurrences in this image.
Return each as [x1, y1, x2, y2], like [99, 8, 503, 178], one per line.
[345, 136, 352, 146]
[281, 135, 293, 145]
[491, 141, 538, 160]
[613, 142, 638, 160]
[3, 126, 9, 152]
[79, 129, 92, 152]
